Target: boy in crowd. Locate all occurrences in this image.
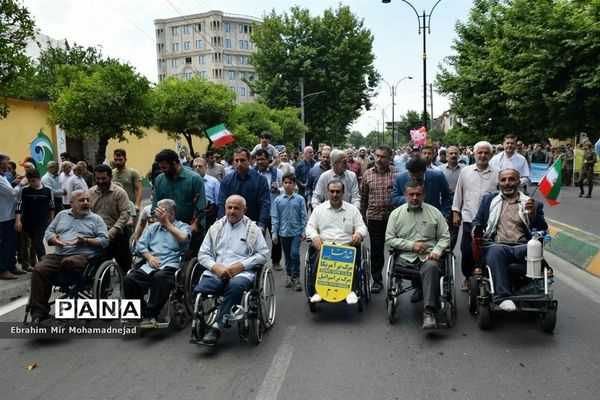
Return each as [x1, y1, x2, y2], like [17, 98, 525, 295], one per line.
[271, 173, 307, 291]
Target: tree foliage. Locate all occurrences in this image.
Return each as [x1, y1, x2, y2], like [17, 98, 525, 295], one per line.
[250, 5, 379, 146]
[0, 0, 35, 118]
[48, 61, 152, 164]
[151, 77, 236, 157]
[437, 0, 600, 143]
[347, 130, 367, 149]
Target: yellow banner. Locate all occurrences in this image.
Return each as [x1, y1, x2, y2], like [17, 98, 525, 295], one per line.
[315, 244, 356, 303]
[574, 149, 600, 174]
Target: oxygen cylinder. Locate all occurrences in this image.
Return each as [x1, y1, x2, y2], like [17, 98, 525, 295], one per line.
[526, 236, 543, 278]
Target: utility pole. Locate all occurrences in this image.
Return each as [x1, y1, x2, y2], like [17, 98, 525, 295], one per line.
[429, 83, 434, 130]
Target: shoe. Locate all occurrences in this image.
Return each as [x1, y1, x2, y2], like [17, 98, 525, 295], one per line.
[410, 288, 423, 303]
[0, 271, 18, 280]
[422, 311, 437, 329]
[461, 278, 469, 292]
[200, 327, 220, 346]
[309, 294, 322, 303]
[371, 282, 383, 294]
[292, 278, 302, 292]
[139, 317, 159, 329]
[498, 299, 517, 312]
[9, 268, 26, 275]
[273, 263, 283, 271]
[346, 291, 358, 305]
[585, 194, 592, 198]
[24, 265, 36, 272]
[579, 193, 584, 197]
[284, 276, 293, 288]
[39, 317, 66, 329]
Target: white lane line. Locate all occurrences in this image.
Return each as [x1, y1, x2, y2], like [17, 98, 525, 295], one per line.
[255, 326, 296, 400]
[0, 297, 28, 317]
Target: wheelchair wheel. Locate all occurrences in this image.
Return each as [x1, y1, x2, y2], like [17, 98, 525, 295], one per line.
[168, 294, 188, 331]
[191, 294, 211, 342]
[303, 248, 313, 298]
[386, 297, 396, 324]
[308, 300, 316, 313]
[540, 303, 557, 333]
[184, 258, 203, 316]
[476, 302, 492, 330]
[248, 318, 264, 345]
[92, 260, 123, 300]
[362, 247, 371, 304]
[258, 266, 276, 329]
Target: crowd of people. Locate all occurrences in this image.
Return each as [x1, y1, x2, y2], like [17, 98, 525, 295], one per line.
[0, 131, 597, 337]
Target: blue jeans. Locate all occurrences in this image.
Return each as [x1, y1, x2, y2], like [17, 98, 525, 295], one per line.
[193, 274, 253, 328]
[483, 244, 527, 296]
[280, 236, 301, 278]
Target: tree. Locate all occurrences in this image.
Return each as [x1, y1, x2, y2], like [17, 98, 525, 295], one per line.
[437, 0, 600, 143]
[396, 110, 428, 144]
[48, 61, 153, 164]
[0, 0, 35, 117]
[250, 5, 379, 146]
[151, 77, 236, 157]
[347, 130, 367, 149]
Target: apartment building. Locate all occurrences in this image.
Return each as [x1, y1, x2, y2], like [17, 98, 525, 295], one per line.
[154, 10, 261, 103]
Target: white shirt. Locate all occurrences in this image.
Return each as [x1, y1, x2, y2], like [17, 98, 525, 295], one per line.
[452, 164, 499, 223]
[489, 151, 530, 186]
[58, 171, 72, 205]
[66, 175, 88, 204]
[305, 200, 368, 245]
[312, 169, 361, 209]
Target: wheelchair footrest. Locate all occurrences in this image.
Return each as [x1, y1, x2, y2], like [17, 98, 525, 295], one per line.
[224, 305, 246, 323]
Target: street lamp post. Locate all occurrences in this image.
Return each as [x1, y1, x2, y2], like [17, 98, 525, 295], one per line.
[383, 0, 442, 130]
[381, 76, 413, 149]
[299, 77, 326, 148]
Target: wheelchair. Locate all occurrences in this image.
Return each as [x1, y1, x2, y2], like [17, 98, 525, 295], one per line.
[23, 252, 123, 323]
[124, 250, 197, 331]
[468, 231, 557, 333]
[188, 262, 276, 345]
[303, 241, 371, 312]
[385, 250, 457, 328]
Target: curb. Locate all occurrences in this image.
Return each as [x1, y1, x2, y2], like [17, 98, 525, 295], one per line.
[546, 218, 600, 277]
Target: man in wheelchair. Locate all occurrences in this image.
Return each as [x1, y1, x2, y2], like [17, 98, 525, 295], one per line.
[123, 199, 191, 328]
[194, 195, 269, 346]
[29, 190, 109, 325]
[472, 169, 547, 312]
[305, 180, 368, 305]
[385, 181, 450, 329]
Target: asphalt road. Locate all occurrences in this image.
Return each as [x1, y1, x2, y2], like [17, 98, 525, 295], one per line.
[1, 242, 600, 400]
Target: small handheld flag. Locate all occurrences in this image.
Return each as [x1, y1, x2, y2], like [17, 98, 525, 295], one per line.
[205, 123, 235, 148]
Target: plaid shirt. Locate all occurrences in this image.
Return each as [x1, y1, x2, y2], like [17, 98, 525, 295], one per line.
[360, 164, 398, 221]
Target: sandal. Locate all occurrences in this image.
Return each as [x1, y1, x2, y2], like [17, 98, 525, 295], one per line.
[0, 271, 18, 280]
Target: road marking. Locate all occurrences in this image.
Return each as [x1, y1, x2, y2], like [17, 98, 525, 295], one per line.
[255, 326, 296, 400]
[0, 297, 28, 317]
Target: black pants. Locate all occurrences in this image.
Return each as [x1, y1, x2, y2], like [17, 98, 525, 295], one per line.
[266, 218, 282, 264]
[448, 220, 459, 252]
[108, 230, 132, 273]
[24, 225, 48, 261]
[123, 267, 177, 318]
[367, 219, 387, 284]
[460, 222, 474, 278]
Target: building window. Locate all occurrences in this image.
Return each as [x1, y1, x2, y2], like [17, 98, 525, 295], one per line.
[248, 72, 255, 81]
[224, 38, 231, 48]
[238, 24, 243, 33]
[199, 71, 207, 79]
[229, 86, 236, 93]
[156, 28, 164, 37]
[184, 41, 191, 51]
[238, 55, 249, 65]
[195, 40, 203, 49]
[227, 71, 235, 80]
[171, 26, 179, 36]
[225, 54, 233, 65]
[184, 72, 193, 80]
[224, 22, 231, 32]
[171, 59, 179, 68]
[196, 23, 202, 32]
[240, 87, 246, 96]
[198, 55, 205, 64]
[238, 71, 245, 80]
[157, 43, 164, 53]
[172, 42, 180, 52]
[158, 74, 166, 82]
[157, 59, 166, 69]
[183, 25, 191, 34]
[185, 57, 192, 65]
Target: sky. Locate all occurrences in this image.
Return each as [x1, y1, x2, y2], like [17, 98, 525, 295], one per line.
[23, 0, 474, 137]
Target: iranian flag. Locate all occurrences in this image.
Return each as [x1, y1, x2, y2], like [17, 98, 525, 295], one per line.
[205, 123, 235, 148]
[538, 158, 563, 206]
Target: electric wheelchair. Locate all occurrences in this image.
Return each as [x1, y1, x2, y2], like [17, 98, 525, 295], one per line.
[385, 250, 457, 328]
[468, 230, 557, 333]
[23, 252, 123, 323]
[303, 241, 371, 312]
[188, 261, 276, 345]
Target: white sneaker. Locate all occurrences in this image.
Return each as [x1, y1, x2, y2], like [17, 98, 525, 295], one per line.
[499, 299, 517, 312]
[345, 291, 358, 305]
[309, 294, 322, 303]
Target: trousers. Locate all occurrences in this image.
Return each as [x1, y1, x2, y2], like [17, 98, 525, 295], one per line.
[193, 274, 253, 328]
[123, 267, 177, 318]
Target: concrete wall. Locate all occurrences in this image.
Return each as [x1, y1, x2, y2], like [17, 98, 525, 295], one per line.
[0, 98, 209, 174]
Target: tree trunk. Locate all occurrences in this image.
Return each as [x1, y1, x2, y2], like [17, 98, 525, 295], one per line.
[183, 133, 195, 158]
[96, 134, 110, 166]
